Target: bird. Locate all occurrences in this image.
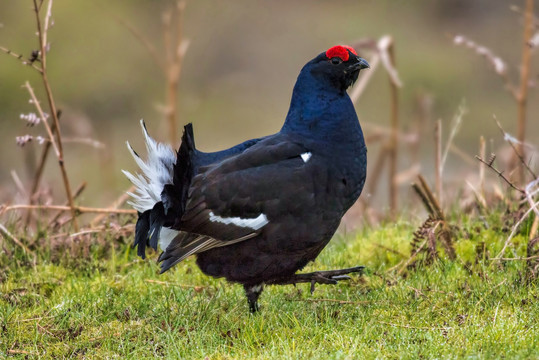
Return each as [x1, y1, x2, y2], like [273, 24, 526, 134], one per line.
[123, 45, 370, 312]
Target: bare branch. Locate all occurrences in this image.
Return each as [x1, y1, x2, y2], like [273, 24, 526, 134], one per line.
[31, 0, 79, 231]
[4, 204, 136, 215]
[475, 155, 525, 194]
[24, 82, 60, 157]
[495, 116, 537, 179]
[0, 223, 32, 254]
[452, 34, 518, 98]
[0, 46, 43, 73]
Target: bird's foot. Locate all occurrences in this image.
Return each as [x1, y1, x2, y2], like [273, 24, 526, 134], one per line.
[267, 266, 364, 294]
[244, 284, 264, 313]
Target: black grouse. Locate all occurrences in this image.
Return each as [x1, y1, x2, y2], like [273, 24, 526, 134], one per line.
[123, 45, 370, 312]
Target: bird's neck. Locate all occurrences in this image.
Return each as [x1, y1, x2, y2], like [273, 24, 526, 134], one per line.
[281, 74, 364, 146]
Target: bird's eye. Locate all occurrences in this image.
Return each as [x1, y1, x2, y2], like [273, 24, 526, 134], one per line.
[330, 57, 342, 65]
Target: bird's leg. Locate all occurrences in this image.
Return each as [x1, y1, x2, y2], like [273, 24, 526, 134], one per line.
[244, 284, 264, 313]
[267, 266, 364, 294]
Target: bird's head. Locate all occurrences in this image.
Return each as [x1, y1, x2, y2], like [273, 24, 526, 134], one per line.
[303, 45, 369, 93]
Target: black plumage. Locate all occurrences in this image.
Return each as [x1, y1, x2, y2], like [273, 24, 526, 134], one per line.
[124, 45, 370, 312]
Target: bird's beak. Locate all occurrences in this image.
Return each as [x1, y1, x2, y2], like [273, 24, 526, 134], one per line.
[348, 57, 370, 71]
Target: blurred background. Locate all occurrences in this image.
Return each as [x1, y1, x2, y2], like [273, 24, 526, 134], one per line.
[0, 0, 537, 223]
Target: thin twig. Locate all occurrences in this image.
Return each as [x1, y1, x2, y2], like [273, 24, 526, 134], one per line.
[449, 143, 476, 166]
[417, 174, 444, 220]
[113, 15, 166, 72]
[378, 321, 451, 331]
[0, 223, 32, 254]
[365, 147, 388, 206]
[412, 182, 435, 216]
[475, 279, 507, 307]
[479, 136, 486, 199]
[530, 216, 539, 240]
[397, 239, 427, 275]
[291, 298, 372, 305]
[145, 279, 206, 290]
[11, 170, 28, 198]
[441, 102, 466, 169]
[495, 117, 537, 179]
[349, 51, 380, 103]
[525, 179, 539, 217]
[7, 350, 34, 356]
[32, 0, 79, 231]
[434, 119, 442, 207]
[90, 186, 134, 227]
[494, 205, 536, 260]
[475, 155, 525, 194]
[0, 46, 43, 73]
[24, 82, 60, 157]
[373, 243, 407, 258]
[451, 33, 518, 98]
[89, 332, 120, 342]
[386, 37, 399, 219]
[162, 0, 189, 145]
[15, 314, 58, 323]
[5, 204, 136, 214]
[515, 0, 534, 184]
[490, 255, 539, 261]
[48, 181, 87, 227]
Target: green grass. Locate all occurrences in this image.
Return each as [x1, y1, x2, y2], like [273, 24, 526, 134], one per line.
[1, 221, 538, 359]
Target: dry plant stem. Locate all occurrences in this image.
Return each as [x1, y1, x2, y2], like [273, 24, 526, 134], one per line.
[292, 298, 371, 305]
[516, 0, 534, 184]
[526, 180, 539, 217]
[378, 321, 451, 331]
[145, 279, 206, 289]
[0, 46, 43, 73]
[397, 239, 427, 275]
[7, 350, 33, 356]
[495, 205, 536, 261]
[0, 223, 32, 254]
[6, 204, 136, 215]
[479, 136, 486, 199]
[30, 0, 79, 231]
[113, 16, 165, 72]
[434, 119, 443, 207]
[475, 155, 525, 194]
[387, 41, 399, 219]
[163, 0, 188, 146]
[495, 117, 537, 179]
[412, 182, 435, 216]
[349, 52, 380, 103]
[493, 255, 539, 261]
[417, 174, 444, 220]
[449, 144, 476, 166]
[530, 215, 539, 240]
[90, 185, 135, 227]
[48, 181, 87, 227]
[24, 82, 59, 157]
[365, 147, 389, 206]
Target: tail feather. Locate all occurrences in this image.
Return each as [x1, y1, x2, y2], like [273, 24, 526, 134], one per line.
[134, 210, 151, 259]
[149, 202, 165, 250]
[124, 120, 196, 259]
[162, 123, 197, 224]
[123, 120, 176, 213]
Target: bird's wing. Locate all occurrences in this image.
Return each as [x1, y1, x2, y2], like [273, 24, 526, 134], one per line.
[158, 135, 317, 271]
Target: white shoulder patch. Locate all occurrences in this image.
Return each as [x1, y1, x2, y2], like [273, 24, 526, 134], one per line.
[209, 212, 269, 230]
[300, 152, 312, 163]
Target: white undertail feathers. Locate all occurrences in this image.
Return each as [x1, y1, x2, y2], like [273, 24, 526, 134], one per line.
[122, 120, 176, 213]
[122, 120, 179, 250]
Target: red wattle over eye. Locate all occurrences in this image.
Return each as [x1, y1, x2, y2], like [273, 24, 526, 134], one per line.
[325, 45, 357, 62]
